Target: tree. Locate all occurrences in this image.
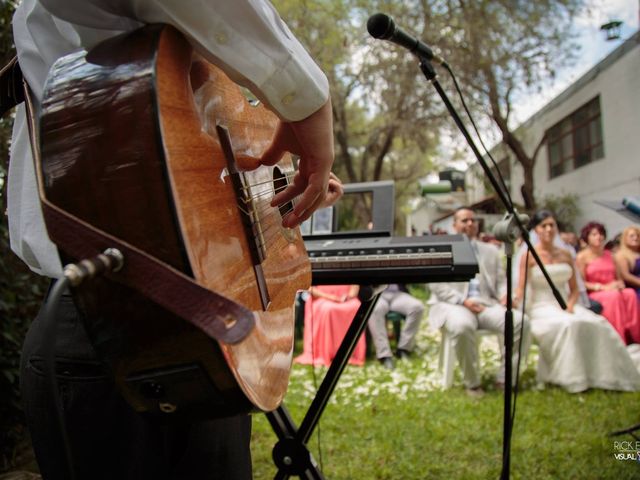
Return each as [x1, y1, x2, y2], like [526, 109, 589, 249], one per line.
[539, 192, 581, 232]
[272, 0, 446, 233]
[432, 0, 585, 210]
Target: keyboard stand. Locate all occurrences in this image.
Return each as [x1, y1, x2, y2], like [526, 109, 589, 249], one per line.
[266, 285, 385, 479]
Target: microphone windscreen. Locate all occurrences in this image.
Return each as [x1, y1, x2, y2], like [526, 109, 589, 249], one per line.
[367, 13, 394, 39]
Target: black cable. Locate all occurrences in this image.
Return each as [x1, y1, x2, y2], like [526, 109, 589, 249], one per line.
[442, 63, 514, 209]
[41, 275, 76, 480]
[39, 248, 123, 480]
[305, 291, 324, 473]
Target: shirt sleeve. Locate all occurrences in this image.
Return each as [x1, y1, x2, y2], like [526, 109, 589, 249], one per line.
[37, 0, 329, 121]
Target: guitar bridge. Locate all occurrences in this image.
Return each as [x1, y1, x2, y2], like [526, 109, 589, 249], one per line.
[216, 124, 270, 310]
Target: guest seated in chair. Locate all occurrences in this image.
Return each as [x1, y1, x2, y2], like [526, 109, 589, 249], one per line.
[295, 285, 366, 367]
[614, 226, 640, 305]
[576, 222, 640, 344]
[367, 284, 424, 370]
[428, 207, 530, 397]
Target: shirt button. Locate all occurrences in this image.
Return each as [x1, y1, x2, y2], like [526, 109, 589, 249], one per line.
[215, 32, 228, 44]
[282, 93, 296, 105]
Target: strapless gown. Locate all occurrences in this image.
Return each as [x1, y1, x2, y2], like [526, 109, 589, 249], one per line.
[584, 250, 640, 344]
[527, 263, 640, 393]
[294, 285, 366, 367]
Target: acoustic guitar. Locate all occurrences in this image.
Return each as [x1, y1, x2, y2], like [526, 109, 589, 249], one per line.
[37, 24, 311, 420]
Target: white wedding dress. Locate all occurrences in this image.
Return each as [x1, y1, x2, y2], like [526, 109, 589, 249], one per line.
[527, 263, 640, 393]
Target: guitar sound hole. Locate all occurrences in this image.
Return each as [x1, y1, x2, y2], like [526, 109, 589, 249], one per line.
[272, 166, 294, 221]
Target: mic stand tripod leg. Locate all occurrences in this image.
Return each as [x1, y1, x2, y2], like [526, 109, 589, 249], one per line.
[266, 286, 385, 479]
[609, 423, 640, 441]
[501, 241, 515, 480]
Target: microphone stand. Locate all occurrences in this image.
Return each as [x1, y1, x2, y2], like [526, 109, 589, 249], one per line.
[502, 243, 514, 479]
[417, 59, 567, 480]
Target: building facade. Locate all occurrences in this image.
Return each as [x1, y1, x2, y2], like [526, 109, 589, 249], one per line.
[466, 31, 640, 237]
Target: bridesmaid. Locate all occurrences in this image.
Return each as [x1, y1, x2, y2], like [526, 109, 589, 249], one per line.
[576, 222, 640, 344]
[614, 225, 640, 303]
[294, 285, 366, 367]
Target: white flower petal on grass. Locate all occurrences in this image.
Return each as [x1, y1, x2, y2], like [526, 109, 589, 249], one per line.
[286, 305, 540, 410]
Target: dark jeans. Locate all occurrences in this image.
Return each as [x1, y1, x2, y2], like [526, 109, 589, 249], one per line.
[20, 288, 252, 480]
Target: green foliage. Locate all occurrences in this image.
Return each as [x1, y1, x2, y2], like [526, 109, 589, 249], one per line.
[407, 283, 429, 303]
[0, 0, 48, 471]
[539, 193, 581, 232]
[272, 0, 441, 234]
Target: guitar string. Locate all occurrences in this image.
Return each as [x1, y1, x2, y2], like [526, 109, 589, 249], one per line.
[240, 198, 306, 251]
[213, 188, 302, 254]
[254, 213, 296, 248]
[240, 176, 306, 219]
[224, 169, 326, 249]
[232, 181, 291, 217]
[244, 182, 307, 227]
[240, 181, 290, 205]
[251, 190, 300, 217]
[234, 187, 293, 226]
[234, 200, 294, 227]
[236, 171, 297, 193]
[228, 191, 298, 252]
[251, 204, 298, 246]
[235, 178, 299, 226]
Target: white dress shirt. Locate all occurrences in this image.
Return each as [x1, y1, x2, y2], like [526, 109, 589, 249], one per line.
[9, 0, 329, 277]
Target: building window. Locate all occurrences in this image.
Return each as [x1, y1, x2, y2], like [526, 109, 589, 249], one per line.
[546, 96, 604, 179]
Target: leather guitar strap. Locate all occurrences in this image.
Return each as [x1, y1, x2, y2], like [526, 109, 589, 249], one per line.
[21, 78, 255, 345]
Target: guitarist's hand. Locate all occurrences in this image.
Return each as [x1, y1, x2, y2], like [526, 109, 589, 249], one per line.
[318, 172, 344, 209]
[259, 99, 335, 228]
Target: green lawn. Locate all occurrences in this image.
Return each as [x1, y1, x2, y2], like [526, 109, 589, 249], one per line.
[250, 328, 640, 479]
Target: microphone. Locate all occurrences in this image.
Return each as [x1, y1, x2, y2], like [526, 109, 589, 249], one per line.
[367, 13, 446, 65]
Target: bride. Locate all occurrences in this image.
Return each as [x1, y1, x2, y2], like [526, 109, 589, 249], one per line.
[515, 210, 640, 393]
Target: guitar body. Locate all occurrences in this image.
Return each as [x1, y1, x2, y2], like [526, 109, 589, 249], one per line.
[38, 25, 310, 419]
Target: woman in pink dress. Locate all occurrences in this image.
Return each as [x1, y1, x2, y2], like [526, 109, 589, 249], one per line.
[615, 226, 640, 304]
[576, 222, 640, 344]
[295, 285, 366, 366]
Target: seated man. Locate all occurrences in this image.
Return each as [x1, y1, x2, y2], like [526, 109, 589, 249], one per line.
[368, 284, 424, 369]
[428, 207, 531, 396]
